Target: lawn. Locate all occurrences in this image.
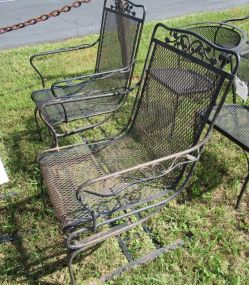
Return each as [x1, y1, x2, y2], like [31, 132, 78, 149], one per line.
[0, 5, 249, 285]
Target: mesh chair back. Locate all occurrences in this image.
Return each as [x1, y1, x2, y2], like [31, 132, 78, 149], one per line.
[129, 24, 239, 161]
[95, 0, 145, 88]
[185, 23, 244, 49]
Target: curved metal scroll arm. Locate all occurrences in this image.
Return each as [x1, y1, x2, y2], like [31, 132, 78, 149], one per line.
[50, 63, 133, 97]
[30, 39, 100, 88]
[76, 136, 209, 203]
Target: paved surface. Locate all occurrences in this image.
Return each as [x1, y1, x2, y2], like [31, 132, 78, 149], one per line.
[0, 0, 248, 49]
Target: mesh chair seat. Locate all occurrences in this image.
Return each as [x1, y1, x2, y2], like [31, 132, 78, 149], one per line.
[32, 77, 126, 108]
[40, 92, 125, 125]
[38, 136, 176, 231]
[32, 88, 64, 108]
[209, 104, 249, 152]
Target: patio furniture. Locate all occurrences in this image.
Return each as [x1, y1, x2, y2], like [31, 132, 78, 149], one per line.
[184, 17, 249, 208]
[30, 0, 145, 146]
[37, 23, 238, 284]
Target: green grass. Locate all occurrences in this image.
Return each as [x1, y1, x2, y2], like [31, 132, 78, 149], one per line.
[1, 5, 249, 285]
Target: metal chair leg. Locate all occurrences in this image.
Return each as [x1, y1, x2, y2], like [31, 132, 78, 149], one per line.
[235, 150, 249, 209]
[34, 107, 42, 141]
[50, 136, 58, 149]
[67, 249, 76, 285]
[235, 172, 249, 209]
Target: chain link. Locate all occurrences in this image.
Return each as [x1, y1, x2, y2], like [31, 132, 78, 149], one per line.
[0, 0, 91, 35]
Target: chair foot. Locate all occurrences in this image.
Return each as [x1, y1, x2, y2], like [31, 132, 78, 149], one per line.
[88, 239, 184, 285]
[235, 173, 249, 209]
[67, 239, 184, 285]
[67, 249, 77, 285]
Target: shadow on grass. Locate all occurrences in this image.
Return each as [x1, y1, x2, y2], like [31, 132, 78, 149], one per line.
[0, 194, 64, 284]
[2, 115, 45, 179]
[1, 192, 102, 284]
[184, 148, 233, 201]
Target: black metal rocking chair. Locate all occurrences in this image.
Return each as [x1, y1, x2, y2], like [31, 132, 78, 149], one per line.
[184, 16, 249, 208]
[30, 0, 145, 147]
[37, 23, 238, 284]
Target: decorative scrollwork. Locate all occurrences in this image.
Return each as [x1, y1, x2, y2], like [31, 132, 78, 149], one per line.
[76, 148, 201, 203]
[165, 31, 225, 66]
[110, 0, 136, 16]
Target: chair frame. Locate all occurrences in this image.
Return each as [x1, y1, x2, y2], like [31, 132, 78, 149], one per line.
[184, 17, 249, 208]
[37, 23, 239, 284]
[30, 0, 146, 89]
[30, 0, 145, 147]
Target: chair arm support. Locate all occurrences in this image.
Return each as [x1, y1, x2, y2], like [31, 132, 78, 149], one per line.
[38, 89, 130, 139]
[76, 136, 210, 202]
[222, 15, 249, 24]
[39, 89, 129, 109]
[50, 63, 134, 96]
[30, 39, 100, 88]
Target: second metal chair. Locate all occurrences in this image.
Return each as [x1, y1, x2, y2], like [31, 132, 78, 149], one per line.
[30, 0, 145, 147]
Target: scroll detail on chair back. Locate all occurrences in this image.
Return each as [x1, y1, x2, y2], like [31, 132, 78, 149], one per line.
[37, 23, 239, 284]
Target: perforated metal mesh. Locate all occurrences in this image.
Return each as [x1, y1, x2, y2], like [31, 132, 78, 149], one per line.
[39, 145, 104, 230]
[32, 76, 126, 108]
[209, 104, 249, 152]
[38, 27, 234, 231]
[32, 3, 143, 128]
[37, 88, 126, 125]
[185, 24, 242, 49]
[96, 9, 140, 79]
[93, 43, 225, 175]
[209, 52, 249, 152]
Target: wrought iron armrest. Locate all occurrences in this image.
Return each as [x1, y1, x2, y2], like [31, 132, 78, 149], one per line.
[50, 64, 133, 97]
[30, 39, 100, 88]
[38, 89, 130, 138]
[76, 136, 210, 203]
[223, 15, 249, 25]
[39, 89, 129, 110]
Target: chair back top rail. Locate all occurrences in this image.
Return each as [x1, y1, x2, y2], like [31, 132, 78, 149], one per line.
[95, 0, 146, 89]
[223, 15, 249, 24]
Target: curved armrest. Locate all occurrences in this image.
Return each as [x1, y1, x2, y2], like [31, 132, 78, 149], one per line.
[38, 89, 130, 139]
[50, 64, 133, 97]
[223, 15, 249, 24]
[76, 136, 210, 202]
[30, 39, 100, 88]
[40, 89, 129, 109]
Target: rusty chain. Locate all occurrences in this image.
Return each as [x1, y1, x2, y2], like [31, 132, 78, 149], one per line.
[0, 0, 91, 35]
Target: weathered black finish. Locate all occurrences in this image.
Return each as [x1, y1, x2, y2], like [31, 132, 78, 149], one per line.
[30, 0, 145, 147]
[37, 23, 238, 284]
[185, 17, 249, 208]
